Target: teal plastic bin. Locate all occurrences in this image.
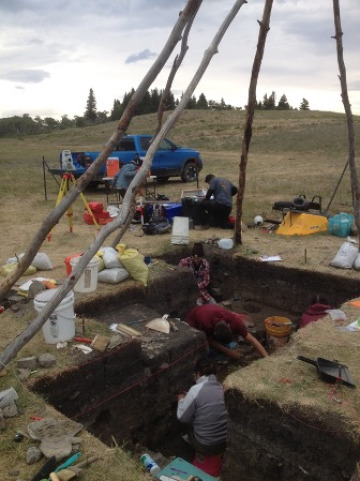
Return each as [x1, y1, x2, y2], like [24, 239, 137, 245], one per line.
[328, 213, 354, 237]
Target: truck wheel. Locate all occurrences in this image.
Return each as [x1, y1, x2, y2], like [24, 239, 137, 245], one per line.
[181, 161, 197, 182]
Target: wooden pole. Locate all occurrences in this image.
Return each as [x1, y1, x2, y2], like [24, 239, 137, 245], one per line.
[332, 0, 359, 248]
[0, 0, 203, 304]
[234, 0, 274, 245]
[0, 0, 246, 371]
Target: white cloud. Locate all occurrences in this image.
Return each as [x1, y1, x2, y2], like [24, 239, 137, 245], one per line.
[0, 0, 359, 119]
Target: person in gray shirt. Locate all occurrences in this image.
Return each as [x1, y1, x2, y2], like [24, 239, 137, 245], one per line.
[192, 174, 238, 229]
[177, 357, 227, 456]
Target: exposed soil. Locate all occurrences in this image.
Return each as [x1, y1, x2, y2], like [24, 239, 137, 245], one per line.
[1, 191, 360, 481]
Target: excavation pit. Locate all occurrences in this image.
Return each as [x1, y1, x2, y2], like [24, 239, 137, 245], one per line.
[30, 253, 360, 481]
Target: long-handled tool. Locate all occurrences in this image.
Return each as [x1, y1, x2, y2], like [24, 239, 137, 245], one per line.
[51, 456, 99, 481]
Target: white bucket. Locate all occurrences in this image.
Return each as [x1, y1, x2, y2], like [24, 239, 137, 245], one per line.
[70, 256, 99, 293]
[171, 216, 189, 245]
[34, 288, 75, 344]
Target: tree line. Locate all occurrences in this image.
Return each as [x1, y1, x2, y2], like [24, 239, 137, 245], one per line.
[0, 88, 309, 137]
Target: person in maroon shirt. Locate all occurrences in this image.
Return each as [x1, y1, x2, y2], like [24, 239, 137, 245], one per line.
[185, 304, 268, 360]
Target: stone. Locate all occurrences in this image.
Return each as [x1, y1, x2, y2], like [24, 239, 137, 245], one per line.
[28, 280, 46, 299]
[26, 446, 42, 464]
[3, 402, 19, 418]
[17, 356, 38, 371]
[39, 435, 73, 460]
[17, 368, 31, 381]
[0, 387, 18, 408]
[27, 417, 83, 441]
[38, 353, 57, 368]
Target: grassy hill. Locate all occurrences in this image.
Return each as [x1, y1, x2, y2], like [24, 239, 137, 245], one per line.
[0, 109, 359, 222]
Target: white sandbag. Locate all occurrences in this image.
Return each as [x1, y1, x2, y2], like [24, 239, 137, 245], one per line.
[31, 253, 53, 270]
[100, 247, 124, 269]
[98, 267, 130, 284]
[330, 242, 358, 269]
[353, 253, 360, 271]
[6, 253, 53, 270]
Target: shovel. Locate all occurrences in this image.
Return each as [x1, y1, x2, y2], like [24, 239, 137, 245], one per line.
[297, 355, 356, 387]
[52, 456, 98, 481]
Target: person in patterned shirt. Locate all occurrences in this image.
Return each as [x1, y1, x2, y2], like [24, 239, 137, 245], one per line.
[178, 242, 216, 306]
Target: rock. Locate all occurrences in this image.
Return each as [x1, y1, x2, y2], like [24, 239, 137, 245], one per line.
[26, 446, 42, 464]
[17, 356, 38, 371]
[38, 353, 57, 368]
[28, 280, 46, 299]
[27, 417, 83, 441]
[39, 435, 73, 460]
[0, 387, 18, 409]
[17, 368, 31, 381]
[3, 402, 19, 418]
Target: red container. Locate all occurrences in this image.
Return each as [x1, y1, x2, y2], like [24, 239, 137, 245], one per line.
[88, 202, 103, 213]
[64, 253, 83, 275]
[193, 452, 223, 478]
[83, 210, 110, 225]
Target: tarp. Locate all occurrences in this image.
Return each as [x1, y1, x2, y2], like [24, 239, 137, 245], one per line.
[276, 211, 328, 236]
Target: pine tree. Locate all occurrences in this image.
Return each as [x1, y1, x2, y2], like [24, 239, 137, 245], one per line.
[110, 99, 122, 121]
[84, 88, 97, 122]
[300, 98, 310, 110]
[197, 93, 208, 109]
[277, 94, 290, 110]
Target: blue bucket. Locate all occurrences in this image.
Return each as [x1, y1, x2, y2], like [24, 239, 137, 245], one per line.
[328, 213, 354, 237]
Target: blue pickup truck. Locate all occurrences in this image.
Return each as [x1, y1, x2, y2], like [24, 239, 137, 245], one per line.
[51, 134, 203, 185]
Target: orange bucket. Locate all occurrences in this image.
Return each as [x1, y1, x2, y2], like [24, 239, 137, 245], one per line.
[264, 316, 292, 352]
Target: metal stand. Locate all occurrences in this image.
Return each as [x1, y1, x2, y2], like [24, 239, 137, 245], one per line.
[48, 173, 99, 240]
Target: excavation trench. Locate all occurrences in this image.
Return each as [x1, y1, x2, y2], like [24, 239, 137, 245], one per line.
[31, 252, 360, 481]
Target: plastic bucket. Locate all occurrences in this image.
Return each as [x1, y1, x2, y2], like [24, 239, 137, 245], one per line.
[264, 316, 292, 352]
[34, 288, 75, 344]
[70, 256, 99, 293]
[171, 216, 189, 245]
[64, 252, 83, 276]
[328, 213, 354, 238]
[193, 452, 223, 477]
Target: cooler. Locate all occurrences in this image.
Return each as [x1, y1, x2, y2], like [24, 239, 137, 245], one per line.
[106, 157, 120, 177]
[164, 203, 183, 222]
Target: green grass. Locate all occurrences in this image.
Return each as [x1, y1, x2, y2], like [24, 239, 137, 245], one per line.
[0, 109, 359, 222]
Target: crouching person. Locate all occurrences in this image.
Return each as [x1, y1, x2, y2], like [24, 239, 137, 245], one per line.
[176, 358, 227, 477]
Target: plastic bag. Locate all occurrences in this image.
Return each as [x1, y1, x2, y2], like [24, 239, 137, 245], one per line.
[353, 253, 360, 271]
[98, 267, 130, 284]
[99, 246, 124, 269]
[330, 242, 358, 269]
[119, 248, 149, 286]
[0, 263, 37, 277]
[7, 253, 53, 270]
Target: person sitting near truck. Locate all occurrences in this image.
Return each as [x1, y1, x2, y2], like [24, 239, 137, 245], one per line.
[111, 155, 142, 200]
[192, 174, 238, 229]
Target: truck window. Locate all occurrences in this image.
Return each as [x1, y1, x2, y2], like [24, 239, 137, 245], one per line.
[159, 139, 175, 150]
[139, 137, 151, 150]
[120, 139, 136, 151]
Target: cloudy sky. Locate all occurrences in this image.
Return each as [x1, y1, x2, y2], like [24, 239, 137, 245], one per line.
[1, 0, 359, 120]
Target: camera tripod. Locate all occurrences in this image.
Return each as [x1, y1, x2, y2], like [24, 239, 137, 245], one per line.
[48, 173, 99, 240]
